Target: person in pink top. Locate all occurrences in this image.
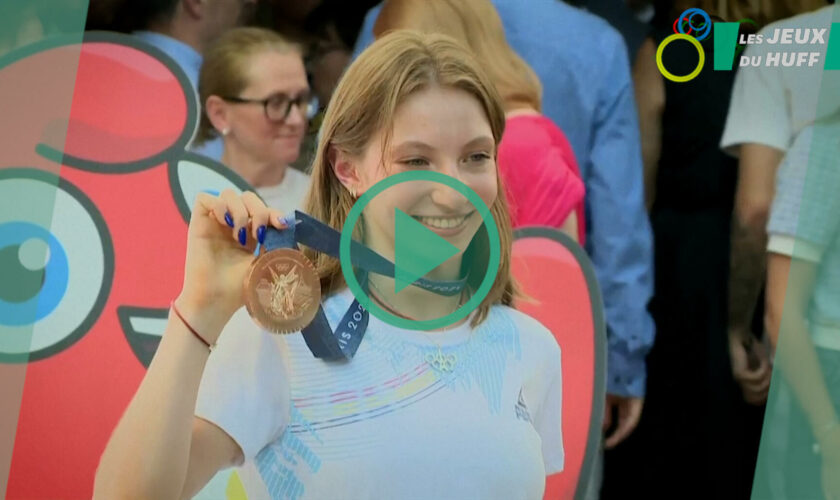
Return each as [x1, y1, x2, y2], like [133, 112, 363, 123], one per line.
[373, 0, 585, 243]
[499, 110, 585, 242]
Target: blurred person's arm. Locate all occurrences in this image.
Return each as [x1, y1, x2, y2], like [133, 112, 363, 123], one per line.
[729, 144, 782, 339]
[632, 37, 664, 212]
[766, 252, 840, 496]
[763, 121, 840, 496]
[719, 38, 789, 404]
[560, 211, 579, 243]
[587, 34, 655, 448]
[726, 144, 782, 403]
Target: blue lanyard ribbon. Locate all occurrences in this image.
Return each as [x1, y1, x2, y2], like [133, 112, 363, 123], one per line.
[261, 210, 468, 360]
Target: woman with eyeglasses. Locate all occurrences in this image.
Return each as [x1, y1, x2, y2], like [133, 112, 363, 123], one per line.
[195, 27, 318, 214]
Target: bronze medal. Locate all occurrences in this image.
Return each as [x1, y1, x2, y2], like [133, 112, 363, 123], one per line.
[244, 249, 321, 334]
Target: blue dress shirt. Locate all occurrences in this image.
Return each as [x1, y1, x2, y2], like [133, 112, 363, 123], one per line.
[134, 31, 225, 162]
[353, 0, 655, 397]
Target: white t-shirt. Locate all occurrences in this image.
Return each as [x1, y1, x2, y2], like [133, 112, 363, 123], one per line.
[256, 168, 311, 215]
[195, 288, 564, 500]
[720, 5, 840, 155]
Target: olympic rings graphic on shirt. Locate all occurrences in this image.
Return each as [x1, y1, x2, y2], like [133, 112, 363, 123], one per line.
[656, 33, 705, 82]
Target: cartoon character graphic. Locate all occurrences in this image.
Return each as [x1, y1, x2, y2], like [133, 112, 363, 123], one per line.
[0, 32, 252, 499]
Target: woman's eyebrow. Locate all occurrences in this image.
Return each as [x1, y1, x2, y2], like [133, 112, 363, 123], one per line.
[391, 141, 435, 155]
[462, 136, 495, 149]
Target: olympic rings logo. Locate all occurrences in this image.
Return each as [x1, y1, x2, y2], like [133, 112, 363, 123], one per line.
[656, 8, 755, 82]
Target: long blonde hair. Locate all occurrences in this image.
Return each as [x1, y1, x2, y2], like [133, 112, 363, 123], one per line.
[196, 27, 301, 144]
[303, 30, 516, 326]
[374, 0, 543, 113]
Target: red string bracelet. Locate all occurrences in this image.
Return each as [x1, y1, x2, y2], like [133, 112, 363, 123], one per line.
[170, 301, 216, 352]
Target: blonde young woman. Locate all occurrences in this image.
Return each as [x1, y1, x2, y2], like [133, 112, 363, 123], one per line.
[374, 0, 585, 243]
[94, 31, 563, 499]
[196, 27, 317, 214]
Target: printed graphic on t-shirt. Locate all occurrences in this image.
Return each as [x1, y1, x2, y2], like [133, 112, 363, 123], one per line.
[253, 306, 527, 500]
[515, 388, 533, 424]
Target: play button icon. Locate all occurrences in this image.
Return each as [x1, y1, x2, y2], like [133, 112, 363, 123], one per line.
[393, 208, 460, 294]
[339, 171, 501, 330]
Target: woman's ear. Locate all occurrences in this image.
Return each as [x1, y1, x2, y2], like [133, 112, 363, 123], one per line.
[205, 95, 230, 137]
[182, 0, 203, 20]
[329, 145, 362, 192]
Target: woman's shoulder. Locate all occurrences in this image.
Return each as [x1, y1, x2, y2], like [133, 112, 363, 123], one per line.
[503, 114, 555, 146]
[490, 304, 561, 356]
[501, 115, 575, 161]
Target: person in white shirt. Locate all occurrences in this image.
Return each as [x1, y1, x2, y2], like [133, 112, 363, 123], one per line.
[93, 30, 564, 500]
[760, 117, 840, 499]
[719, 4, 839, 404]
[720, 5, 840, 498]
[196, 27, 316, 214]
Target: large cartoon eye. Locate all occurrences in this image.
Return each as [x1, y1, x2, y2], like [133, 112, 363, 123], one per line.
[168, 151, 254, 223]
[0, 169, 113, 362]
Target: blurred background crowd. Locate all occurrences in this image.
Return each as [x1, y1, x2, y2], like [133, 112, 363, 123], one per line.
[3, 0, 840, 498]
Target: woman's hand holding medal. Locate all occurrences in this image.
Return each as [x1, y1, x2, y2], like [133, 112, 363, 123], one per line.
[176, 190, 286, 338]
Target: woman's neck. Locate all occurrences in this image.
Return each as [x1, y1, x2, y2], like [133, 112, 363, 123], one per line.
[366, 257, 465, 326]
[221, 144, 287, 188]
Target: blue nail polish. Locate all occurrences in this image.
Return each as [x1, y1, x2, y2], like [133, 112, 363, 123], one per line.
[238, 227, 247, 246]
[225, 212, 234, 228]
[258, 225, 266, 245]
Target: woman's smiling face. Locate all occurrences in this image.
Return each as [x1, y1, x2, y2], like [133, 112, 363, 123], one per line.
[353, 85, 499, 264]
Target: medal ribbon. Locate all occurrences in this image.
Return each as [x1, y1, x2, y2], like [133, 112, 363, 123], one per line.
[261, 210, 468, 360]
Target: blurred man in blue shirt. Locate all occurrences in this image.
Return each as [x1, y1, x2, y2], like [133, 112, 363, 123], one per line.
[355, 0, 655, 448]
[131, 0, 257, 162]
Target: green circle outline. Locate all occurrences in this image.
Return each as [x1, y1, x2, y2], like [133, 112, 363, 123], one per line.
[339, 171, 501, 330]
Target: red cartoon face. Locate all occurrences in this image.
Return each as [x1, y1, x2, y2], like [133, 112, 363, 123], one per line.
[0, 33, 251, 499]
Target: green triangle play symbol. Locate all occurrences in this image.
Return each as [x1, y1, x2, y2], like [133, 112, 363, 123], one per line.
[394, 208, 460, 294]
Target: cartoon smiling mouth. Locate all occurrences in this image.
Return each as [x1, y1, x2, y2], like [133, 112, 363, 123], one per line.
[117, 306, 167, 367]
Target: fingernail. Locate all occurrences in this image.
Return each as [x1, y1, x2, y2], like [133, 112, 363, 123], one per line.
[278, 216, 288, 228]
[257, 225, 266, 245]
[238, 227, 247, 246]
[225, 212, 234, 228]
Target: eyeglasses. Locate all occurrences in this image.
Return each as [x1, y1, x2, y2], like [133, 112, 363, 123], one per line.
[222, 92, 319, 121]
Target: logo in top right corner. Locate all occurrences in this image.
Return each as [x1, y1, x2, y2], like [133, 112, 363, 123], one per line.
[656, 7, 840, 83]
